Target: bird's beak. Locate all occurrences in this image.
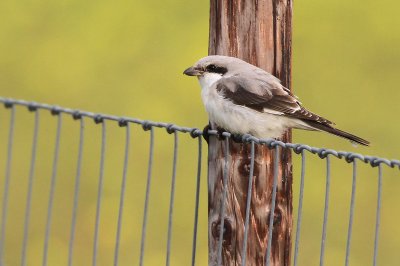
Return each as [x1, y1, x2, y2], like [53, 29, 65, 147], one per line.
[183, 66, 203, 76]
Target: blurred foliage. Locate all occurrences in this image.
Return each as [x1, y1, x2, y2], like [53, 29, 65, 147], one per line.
[0, 0, 399, 265]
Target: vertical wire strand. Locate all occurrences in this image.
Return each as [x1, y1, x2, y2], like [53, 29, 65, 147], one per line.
[241, 141, 255, 266]
[345, 160, 357, 266]
[293, 150, 306, 266]
[0, 106, 15, 265]
[21, 110, 40, 266]
[113, 124, 130, 266]
[68, 118, 85, 266]
[319, 155, 331, 266]
[191, 136, 202, 266]
[42, 114, 62, 266]
[265, 146, 280, 266]
[166, 131, 178, 266]
[373, 165, 382, 266]
[92, 122, 106, 266]
[139, 127, 154, 266]
[217, 137, 230, 266]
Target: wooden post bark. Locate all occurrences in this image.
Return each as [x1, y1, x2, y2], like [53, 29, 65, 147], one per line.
[208, 1, 293, 265]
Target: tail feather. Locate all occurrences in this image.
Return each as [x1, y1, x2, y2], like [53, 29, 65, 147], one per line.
[305, 121, 370, 146]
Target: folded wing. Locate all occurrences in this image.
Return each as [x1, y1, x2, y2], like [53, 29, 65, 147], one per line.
[215, 75, 333, 125]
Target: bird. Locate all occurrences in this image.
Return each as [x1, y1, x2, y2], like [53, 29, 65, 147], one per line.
[183, 55, 369, 146]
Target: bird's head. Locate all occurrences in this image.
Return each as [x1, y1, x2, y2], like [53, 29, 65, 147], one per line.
[183, 55, 250, 78]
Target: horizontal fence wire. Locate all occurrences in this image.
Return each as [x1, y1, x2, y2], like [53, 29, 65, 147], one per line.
[0, 97, 399, 266]
[0, 97, 398, 168]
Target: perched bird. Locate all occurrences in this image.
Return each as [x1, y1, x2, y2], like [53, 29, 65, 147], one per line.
[183, 55, 369, 146]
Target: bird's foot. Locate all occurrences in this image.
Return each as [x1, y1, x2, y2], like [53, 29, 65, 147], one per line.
[231, 133, 244, 143]
[203, 124, 227, 143]
[203, 124, 232, 143]
[216, 127, 228, 140]
[202, 124, 211, 144]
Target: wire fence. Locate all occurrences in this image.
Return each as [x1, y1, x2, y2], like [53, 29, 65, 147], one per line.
[0, 97, 399, 266]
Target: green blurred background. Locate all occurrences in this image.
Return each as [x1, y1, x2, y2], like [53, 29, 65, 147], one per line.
[0, 0, 399, 265]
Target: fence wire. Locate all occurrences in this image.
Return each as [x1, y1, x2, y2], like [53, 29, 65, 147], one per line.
[139, 127, 154, 266]
[68, 118, 84, 266]
[0, 97, 399, 266]
[21, 109, 39, 266]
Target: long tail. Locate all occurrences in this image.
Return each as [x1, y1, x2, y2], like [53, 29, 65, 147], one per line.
[305, 121, 370, 146]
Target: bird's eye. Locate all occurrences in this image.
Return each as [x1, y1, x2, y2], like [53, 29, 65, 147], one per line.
[206, 64, 217, 72]
[206, 64, 228, 75]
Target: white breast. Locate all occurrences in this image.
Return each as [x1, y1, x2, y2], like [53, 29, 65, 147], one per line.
[198, 73, 223, 89]
[198, 75, 305, 139]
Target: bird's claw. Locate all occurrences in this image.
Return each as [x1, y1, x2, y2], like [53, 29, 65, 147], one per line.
[231, 133, 243, 143]
[203, 124, 233, 143]
[216, 127, 231, 141]
[202, 124, 247, 144]
[202, 124, 211, 144]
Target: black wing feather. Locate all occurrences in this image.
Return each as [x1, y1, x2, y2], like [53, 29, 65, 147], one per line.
[215, 76, 333, 125]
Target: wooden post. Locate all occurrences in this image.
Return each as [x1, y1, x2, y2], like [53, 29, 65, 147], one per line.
[208, 1, 293, 265]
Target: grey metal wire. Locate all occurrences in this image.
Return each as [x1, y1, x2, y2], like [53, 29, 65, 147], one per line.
[0, 105, 15, 265]
[139, 127, 154, 266]
[345, 160, 357, 266]
[21, 110, 40, 266]
[217, 136, 230, 266]
[68, 118, 85, 266]
[166, 131, 179, 266]
[241, 140, 255, 266]
[113, 123, 130, 266]
[92, 121, 106, 266]
[293, 150, 306, 266]
[42, 114, 62, 266]
[191, 136, 202, 266]
[1, 97, 398, 170]
[373, 165, 382, 266]
[0, 98, 399, 266]
[319, 155, 331, 266]
[265, 146, 280, 266]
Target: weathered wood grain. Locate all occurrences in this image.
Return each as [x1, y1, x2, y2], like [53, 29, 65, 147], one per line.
[208, 1, 293, 265]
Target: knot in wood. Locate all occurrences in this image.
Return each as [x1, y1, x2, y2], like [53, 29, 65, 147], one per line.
[211, 218, 233, 247]
[268, 207, 283, 227]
